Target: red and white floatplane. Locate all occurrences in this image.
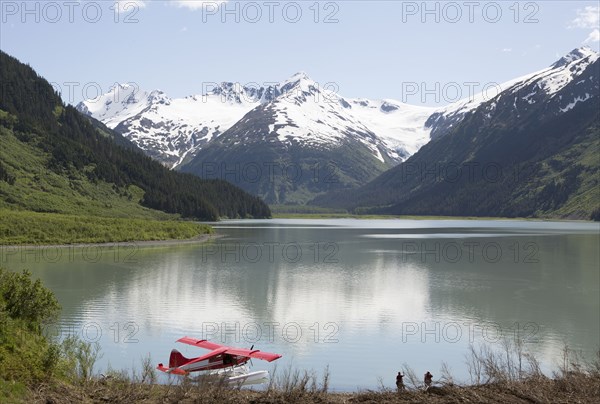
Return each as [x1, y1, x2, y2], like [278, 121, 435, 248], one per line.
[157, 336, 282, 386]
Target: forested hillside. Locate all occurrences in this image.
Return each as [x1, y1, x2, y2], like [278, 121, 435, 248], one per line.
[0, 51, 270, 221]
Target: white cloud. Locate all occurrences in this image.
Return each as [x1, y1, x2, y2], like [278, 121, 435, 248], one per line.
[172, 0, 227, 10]
[114, 0, 147, 14]
[584, 28, 600, 43]
[569, 6, 599, 29]
[501, 48, 512, 53]
[569, 6, 599, 45]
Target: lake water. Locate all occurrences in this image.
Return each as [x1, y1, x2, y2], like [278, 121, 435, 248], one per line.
[2, 219, 598, 391]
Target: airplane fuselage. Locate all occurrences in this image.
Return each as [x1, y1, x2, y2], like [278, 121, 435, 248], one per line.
[178, 353, 249, 373]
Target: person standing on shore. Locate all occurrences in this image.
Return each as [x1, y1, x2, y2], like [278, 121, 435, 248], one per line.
[396, 371, 405, 391]
[424, 371, 433, 390]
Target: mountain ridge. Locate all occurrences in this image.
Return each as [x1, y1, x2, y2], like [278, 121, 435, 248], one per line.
[78, 47, 599, 208]
[312, 50, 600, 220]
[80, 47, 599, 169]
[77, 72, 441, 169]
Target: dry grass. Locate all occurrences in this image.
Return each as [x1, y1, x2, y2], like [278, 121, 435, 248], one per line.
[26, 344, 600, 404]
[28, 373, 600, 404]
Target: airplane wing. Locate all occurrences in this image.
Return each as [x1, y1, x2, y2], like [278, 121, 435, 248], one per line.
[177, 336, 224, 350]
[184, 346, 229, 366]
[172, 337, 282, 365]
[224, 348, 282, 362]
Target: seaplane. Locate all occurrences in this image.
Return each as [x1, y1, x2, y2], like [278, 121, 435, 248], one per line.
[157, 337, 282, 385]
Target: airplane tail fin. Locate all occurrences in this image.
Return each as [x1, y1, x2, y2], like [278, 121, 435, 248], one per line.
[169, 349, 191, 368]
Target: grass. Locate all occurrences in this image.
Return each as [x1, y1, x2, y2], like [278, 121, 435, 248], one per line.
[0, 210, 212, 245]
[0, 124, 216, 245]
[0, 126, 172, 219]
[0, 379, 28, 403]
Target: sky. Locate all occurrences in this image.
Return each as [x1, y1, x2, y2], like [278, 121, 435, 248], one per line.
[1, 0, 599, 106]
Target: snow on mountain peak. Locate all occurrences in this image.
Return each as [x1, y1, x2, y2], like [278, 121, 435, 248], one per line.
[551, 46, 598, 69]
[79, 49, 598, 170]
[76, 83, 151, 127]
[279, 71, 317, 92]
[517, 47, 598, 97]
[287, 71, 311, 82]
[203, 81, 275, 105]
[149, 89, 165, 96]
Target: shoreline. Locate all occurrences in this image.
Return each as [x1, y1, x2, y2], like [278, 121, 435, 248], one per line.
[25, 373, 600, 404]
[0, 233, 224, 250]
[270, 213, 598, 222]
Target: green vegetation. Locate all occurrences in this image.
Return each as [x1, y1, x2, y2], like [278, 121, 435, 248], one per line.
[0, 50, 271, 244]
[0, 269, 61, 389]
[0, 114, 210, 245]
[0, 268, 120, 400]
[0, 124, 168, 219]
[0, 210, 212, 245]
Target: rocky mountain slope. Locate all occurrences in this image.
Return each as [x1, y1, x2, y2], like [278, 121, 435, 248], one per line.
[312, 48, 600, 219]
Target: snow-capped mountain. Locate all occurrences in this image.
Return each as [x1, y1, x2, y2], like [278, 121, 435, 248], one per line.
[499, 46, 598, 114]
[430, 46, 599, 142]
[78, 82, 264, 167]
[313, 48, 600, 218]
[78, 47, 599, 204]
[179, 74, 399, 204]
[78, 73, 441, 168]
[427, 47, 599, 139]
[239, 72, 400, 163]
[77, 83, 151, 128]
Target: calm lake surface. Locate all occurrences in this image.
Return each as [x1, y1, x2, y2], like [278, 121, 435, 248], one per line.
[2, 219, 599, 390]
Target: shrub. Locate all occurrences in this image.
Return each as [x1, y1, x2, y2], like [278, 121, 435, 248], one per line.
[0, 269, 61, 382]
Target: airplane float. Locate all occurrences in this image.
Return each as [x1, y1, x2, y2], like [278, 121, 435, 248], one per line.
[157, 336, 282, 385]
